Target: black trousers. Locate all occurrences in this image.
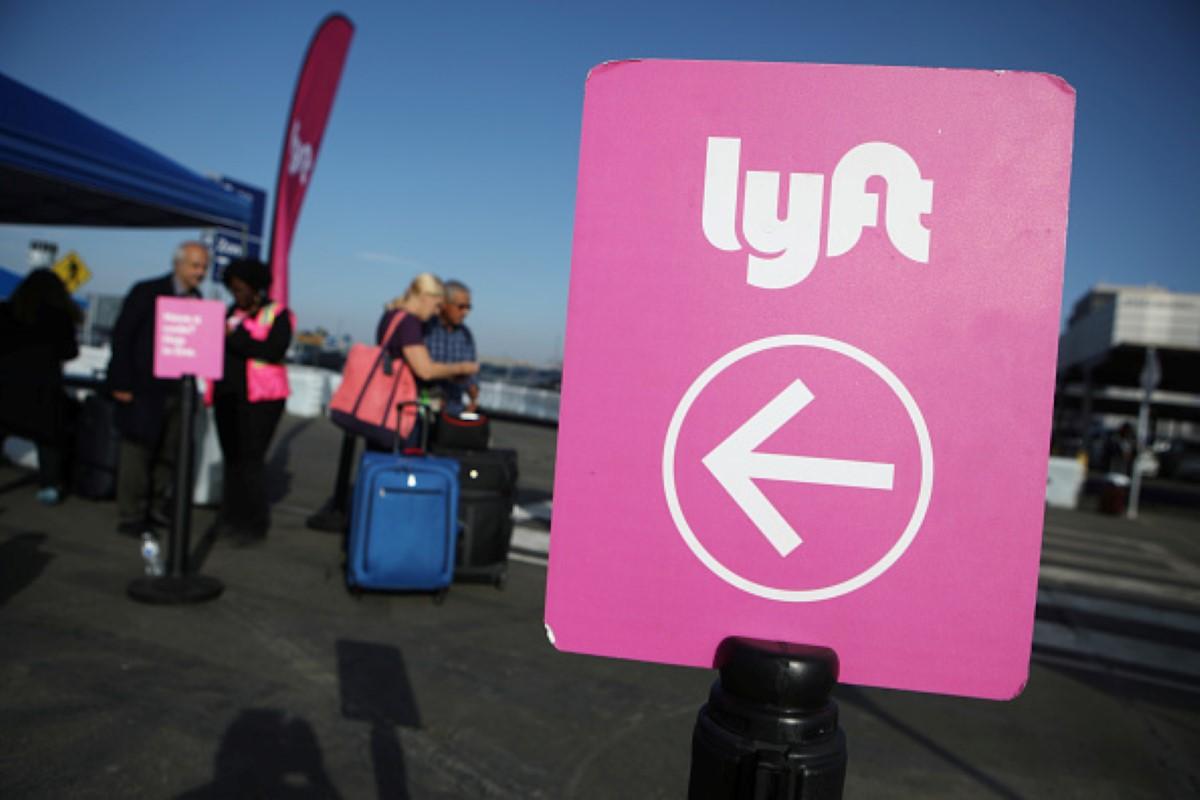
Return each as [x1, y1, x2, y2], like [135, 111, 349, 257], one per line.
[117, 394, 181, 526]
[213, 394, 285, 537]
[37, 391, 78, 491]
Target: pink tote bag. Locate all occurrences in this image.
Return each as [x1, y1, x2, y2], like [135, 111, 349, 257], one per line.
[328, 311, 417, 447]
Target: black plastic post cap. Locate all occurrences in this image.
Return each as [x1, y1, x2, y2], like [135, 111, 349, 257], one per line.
[714, 637, 839, 712]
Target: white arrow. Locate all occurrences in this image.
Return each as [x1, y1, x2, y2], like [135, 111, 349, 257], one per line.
[702, 379, 895, 557]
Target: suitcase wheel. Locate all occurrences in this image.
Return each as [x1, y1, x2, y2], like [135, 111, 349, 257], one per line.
[433, 588, 449, 606]
[495, 570, 508, 591]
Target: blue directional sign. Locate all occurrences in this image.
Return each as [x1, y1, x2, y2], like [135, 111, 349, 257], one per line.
[205, 177, 266, 285]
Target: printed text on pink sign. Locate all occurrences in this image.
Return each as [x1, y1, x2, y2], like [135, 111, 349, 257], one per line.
[701, 138, 934, 289]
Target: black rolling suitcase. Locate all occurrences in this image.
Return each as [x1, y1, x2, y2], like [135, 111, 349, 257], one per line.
[73, 393, 121, 500]
[435, 447, 518, 588]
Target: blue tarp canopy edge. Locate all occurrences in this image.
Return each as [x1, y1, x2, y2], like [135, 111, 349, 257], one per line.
[0, 72, 254, 230]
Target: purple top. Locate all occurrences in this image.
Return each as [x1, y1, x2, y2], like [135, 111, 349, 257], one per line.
[375, 309, 424, 359]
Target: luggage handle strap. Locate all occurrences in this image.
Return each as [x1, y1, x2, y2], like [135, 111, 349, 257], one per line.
[376, 312, 406, 379]
[395, 399, 432, 454]
[349, 311, 407, 414]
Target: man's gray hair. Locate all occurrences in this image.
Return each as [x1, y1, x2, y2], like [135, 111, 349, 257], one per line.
[173, 240, 209, 264]
[443, 279, 470, 300]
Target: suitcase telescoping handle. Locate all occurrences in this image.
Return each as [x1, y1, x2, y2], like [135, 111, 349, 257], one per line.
[395, 399, 432, 454]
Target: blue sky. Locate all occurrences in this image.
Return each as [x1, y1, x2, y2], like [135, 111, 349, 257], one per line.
[1, 0, 1197, 363]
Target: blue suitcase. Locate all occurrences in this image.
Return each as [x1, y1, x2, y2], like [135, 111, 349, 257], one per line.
[346, 445, 460, 594]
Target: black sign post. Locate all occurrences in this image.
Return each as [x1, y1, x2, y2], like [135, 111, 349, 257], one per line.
[688, 638, 847, 799]
[128, 375, 224, 604]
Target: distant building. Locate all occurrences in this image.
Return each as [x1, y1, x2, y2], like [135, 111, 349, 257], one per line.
[295, 329, 327, 348]
[1055, 284, 1200, 455]
[1059, 284, 1200, 369]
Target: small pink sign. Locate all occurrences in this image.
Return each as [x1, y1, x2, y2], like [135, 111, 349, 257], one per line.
[545, 60, 1076, 700]
[153, 297, 226, 380]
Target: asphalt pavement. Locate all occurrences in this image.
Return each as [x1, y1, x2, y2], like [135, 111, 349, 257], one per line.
[1, 415, 1198, 798]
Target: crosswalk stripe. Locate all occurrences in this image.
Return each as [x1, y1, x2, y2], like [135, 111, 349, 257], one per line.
[1037, 588, 1200, 635]
[1041, 534, 1172, 563]
[516, 525, 552, 556]
[1038, 563, 1200, 610]
[1043, 523, 1174, 558]
[1033, 619, 1200, 681]
[1041, 550, 1200, 586]
[509, 551, 549, 567]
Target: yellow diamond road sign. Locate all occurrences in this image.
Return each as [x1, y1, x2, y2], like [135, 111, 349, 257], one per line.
[52, 251, 92, 293]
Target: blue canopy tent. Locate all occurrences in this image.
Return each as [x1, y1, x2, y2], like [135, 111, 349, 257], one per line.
[0, 72, 254, 230]
[0, 264, 20, 297]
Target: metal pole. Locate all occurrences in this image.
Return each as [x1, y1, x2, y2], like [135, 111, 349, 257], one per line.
[171, 375, 196, 574]
[128, 375, 223, 604]
[1127, 395, 1150, 520]
[689, 638, 847, 799]
[1128, 347, 1160, 520]
[1080, 366, 1094, 465]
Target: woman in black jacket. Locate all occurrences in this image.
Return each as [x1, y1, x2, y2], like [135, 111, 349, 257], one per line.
[212, 259, 292, 545]
[0, 269, 81, 504]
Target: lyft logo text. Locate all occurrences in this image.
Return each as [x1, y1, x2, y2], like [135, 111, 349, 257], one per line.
[288, 121, 315, 186]
[702, 137, 934, 289]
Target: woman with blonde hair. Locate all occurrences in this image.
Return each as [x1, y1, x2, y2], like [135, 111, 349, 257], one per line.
[373, 273, 478, 446]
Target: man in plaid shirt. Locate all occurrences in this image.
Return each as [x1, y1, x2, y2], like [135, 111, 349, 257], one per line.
[424, 279, 479, 414]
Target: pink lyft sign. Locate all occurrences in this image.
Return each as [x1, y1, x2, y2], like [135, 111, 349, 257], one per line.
[153, 297, 226, 380]
[545, 60, 1075, 700]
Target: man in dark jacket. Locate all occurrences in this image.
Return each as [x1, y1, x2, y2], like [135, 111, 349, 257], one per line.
[108, 241, 208, 535]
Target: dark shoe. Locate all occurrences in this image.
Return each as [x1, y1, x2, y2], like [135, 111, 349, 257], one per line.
[306, 505, 348, 533]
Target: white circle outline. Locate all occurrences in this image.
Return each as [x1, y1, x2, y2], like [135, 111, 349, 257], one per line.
[662, 335, 934, 602]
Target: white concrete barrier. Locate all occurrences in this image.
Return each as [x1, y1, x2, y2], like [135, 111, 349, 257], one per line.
[1046, 456, 1085, 509]
[63, 344, 111, 380]
[192, 404, 223, 506]
[286, 365, 340, 418]
[478, 381, 559, 422]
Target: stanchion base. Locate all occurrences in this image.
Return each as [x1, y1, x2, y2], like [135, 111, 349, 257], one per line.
[127, 575, 224, 605]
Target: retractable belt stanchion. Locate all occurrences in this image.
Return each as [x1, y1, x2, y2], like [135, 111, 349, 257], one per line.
[128, 375, 224, 604]
[688, 637, 847, 800]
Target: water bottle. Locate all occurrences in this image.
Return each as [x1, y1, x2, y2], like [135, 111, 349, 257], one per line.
[140, 533, 165, 577]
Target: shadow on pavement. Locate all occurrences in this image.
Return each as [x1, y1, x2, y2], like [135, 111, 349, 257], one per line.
[188, 523, 220, 576]
[336, 639, 422, 800]
[1034, 594, 1200, 702]
[188, 418, 314, 574]
[267, 418, 313, 505]
[177, 708, 341, 799]
[838, 687, 1023, 800]
[0, 532, 53, 606]
[1036, 656, 1200, 712]
[0, 470, 37, 498]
